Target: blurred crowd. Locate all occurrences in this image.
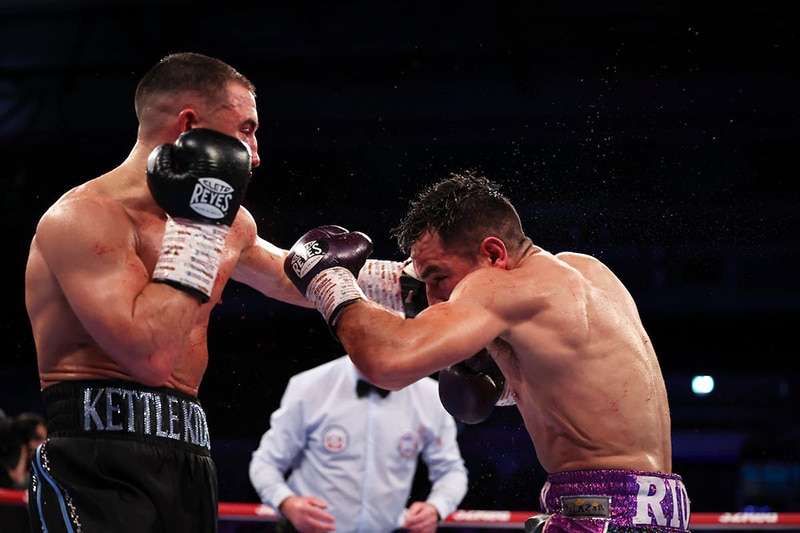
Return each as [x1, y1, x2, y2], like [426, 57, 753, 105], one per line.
[0, 409, 46, 490]
[0, 408, 46, 532]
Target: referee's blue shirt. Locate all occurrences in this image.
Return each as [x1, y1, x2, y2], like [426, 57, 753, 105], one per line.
[249, 355, 469, 532]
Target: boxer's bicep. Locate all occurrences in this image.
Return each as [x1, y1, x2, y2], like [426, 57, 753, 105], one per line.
[37, 199, 150, 334]
[35, 198, 198, 383]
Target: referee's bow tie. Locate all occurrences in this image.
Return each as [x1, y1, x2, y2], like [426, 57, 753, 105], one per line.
[356, 379, 390, 398]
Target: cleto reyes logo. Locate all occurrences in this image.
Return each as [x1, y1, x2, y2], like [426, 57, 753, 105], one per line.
[290, 239, 327, 278]
[189, 177, 234, 219]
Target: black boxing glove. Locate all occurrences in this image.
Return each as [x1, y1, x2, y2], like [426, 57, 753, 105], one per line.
[357, 259, 428, 318]
[438, 350, 514, 424]
[284, 225, 374, 325]
[146, 128, 252, 302]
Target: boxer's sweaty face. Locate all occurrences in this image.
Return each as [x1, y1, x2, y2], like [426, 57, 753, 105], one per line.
[412, 231, 476, 305]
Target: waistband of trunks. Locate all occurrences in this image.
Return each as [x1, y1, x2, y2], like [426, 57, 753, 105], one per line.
[42, 380, 211, 454]
[541, 469, 691, 532]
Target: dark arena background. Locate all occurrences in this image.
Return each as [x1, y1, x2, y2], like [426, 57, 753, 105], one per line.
[1, 0, 798, 530]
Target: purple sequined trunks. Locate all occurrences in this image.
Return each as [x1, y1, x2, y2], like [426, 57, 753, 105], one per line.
[535, 469, 691, 532]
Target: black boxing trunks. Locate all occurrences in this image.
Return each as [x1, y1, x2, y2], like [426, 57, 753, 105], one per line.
[28, 380, 218, 533]
[525, 470, 691, 533]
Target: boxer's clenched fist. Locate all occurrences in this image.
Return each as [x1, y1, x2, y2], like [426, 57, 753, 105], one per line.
[438, 349, 513, 424]
[284, 225, 373, 325]
[147, 128, 252, 302]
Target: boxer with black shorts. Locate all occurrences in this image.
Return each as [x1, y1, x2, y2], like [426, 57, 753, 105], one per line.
[30, 381, 216, 531]
[284, 172, 692, 532]
[24, 53, 418, 532]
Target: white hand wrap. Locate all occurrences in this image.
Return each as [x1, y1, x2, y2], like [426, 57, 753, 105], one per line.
[153, 216, 228, 301]
[357, 259, 406, 314]
[496, 381, 516, 406]
[305, 266, 366, 324]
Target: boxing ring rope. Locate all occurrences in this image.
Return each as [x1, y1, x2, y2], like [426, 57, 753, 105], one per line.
[3, 488, 800, 530]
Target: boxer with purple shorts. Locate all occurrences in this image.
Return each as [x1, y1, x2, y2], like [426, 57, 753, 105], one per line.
[283, 173, 693, 533]
[526, 470, 690, 533]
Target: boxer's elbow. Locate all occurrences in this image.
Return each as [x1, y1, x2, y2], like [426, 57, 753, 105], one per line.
[113, 341, 178, 387]
[127, 352, 174, 386]
[136, 363, 173, 387]
[97, 314, 187, 386]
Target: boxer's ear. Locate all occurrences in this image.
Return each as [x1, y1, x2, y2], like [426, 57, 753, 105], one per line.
[480, 237, 507, 267]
